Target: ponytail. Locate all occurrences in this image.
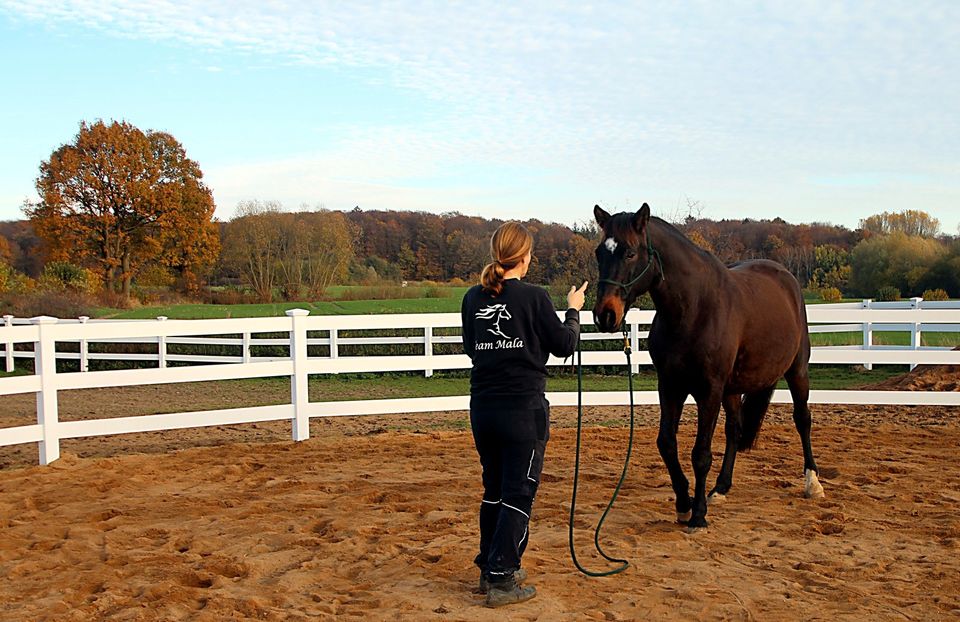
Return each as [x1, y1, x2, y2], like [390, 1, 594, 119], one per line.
[480, 260, 507, 296]
[480, 222, 533, 296]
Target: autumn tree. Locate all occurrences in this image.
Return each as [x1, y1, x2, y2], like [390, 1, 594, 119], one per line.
[150, 131, 221, 293]
[547, 231, 595, 287]
[442, 213, 495, 281]
[0, 263, 28, 295]
[396, 243, 417, 280]
[222, 203, 354, 301]
[0, 235, 12, 266]
[516, 219, 588, 285]
[275, 210, 355, 298]
[0, 221, 42, 277]
[860, 210, 941, 238]
[352, 255, 402, 283]
[443, 228, 487, 281]
[685, 230, 715, 253]
[411, 213, 445, 281]
[809, 245, 851, 291]
[0, 229, 33, 294]
[848, 232, 946, 298]
[25, 120, 219, 298]
[221, 200, 284, 302]
[921, 239, 960, 297]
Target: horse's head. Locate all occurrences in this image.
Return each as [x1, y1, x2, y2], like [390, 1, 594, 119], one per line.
[476, 303, 505, 319]
[593, 203, 660, 333]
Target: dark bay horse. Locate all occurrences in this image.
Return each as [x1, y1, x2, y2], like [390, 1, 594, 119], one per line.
[593, 204, 823, 529]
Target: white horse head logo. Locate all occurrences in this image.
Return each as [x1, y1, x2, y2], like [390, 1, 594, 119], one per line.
[476, 303, 512, 339]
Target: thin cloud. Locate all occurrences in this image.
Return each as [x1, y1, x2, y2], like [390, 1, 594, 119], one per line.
[2, 0, 957, 228]
[4, 2, 955, 143]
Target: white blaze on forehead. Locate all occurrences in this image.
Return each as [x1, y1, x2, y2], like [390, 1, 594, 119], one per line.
[604, 237, 618, 253]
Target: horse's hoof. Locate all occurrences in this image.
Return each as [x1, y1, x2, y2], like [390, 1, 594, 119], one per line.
[685, 517, 708, 533]
[708, 491, 726, 504]
[804, 469, 825, 499]
[676, 510, 692, 524]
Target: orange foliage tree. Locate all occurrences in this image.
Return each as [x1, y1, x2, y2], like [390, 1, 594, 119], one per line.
[25, 120, 220, 298]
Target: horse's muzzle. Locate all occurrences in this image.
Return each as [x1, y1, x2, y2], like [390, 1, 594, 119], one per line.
[593, 297, 624, 333]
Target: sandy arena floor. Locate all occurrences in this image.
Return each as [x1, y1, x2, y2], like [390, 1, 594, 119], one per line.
[1, 390, 958, 620]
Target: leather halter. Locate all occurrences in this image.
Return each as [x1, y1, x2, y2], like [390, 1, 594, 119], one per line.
[597, 228, 664, 292]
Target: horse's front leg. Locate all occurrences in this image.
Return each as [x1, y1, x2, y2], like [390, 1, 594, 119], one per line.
[656, 386, 691, 523]
[709, 393, 742, 501]
[689, 390, 723, 529]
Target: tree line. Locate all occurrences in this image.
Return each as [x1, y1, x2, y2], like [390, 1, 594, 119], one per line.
[1, 120, 958, 309]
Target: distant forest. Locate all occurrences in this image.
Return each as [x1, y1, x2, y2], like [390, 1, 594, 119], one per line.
[3, 205, 959, 304]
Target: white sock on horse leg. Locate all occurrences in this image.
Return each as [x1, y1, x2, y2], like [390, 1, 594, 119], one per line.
[707, 492, 725, 504]
[804, 468, 825, 499]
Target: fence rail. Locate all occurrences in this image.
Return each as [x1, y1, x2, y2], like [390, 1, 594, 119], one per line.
[2, 300, 960, 466]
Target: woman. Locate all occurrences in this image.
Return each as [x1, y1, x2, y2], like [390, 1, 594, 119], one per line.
[461, 221, 587, 608]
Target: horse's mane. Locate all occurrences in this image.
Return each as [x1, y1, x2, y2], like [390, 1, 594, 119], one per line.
[603, 211, 727, 276]
[648, 216, 726, 269]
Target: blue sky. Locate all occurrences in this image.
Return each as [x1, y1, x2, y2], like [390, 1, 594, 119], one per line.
[1, 1, 957, 233]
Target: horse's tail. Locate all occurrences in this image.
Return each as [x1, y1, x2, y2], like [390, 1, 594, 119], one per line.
[737, 385, 776, 451]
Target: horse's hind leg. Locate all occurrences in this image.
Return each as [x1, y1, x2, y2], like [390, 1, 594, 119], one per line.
[712, 385, 775, 501]
[709, 394, 742, 501]
[784, 353, 824, 498]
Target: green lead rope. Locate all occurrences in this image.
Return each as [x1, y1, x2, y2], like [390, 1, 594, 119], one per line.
[568, 328, 636, 576]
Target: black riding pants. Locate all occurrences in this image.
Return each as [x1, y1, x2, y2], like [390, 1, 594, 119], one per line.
[470, 397, 549, 581]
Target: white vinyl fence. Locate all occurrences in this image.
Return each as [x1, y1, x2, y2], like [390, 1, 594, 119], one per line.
[2, 301, 960, 466]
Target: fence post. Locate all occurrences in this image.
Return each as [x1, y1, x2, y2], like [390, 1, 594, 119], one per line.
[156, 316, 168, 368]
[861, 299, 873, 371]
[424, 326, 434, 378]
[329, 328, 339, 374]
[287, 309, 310, 441]
[32, 316, 60, 465]
[78, 316, 89, 372]
[242, 331, 252, 364]
[909, 297, 922, 371]
[3, 314, 13, 373]
[630, 319, 640, 375]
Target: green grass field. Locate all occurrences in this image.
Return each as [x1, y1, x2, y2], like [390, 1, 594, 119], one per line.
[253, 364, 905, 402]
[94, 286, 472, 319]
[92, 297, 466, 319]
[810, 331, 960, 348]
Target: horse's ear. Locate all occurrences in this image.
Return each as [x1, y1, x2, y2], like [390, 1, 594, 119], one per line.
[632, 203, 650, 233]
[594, 205, 611, 228]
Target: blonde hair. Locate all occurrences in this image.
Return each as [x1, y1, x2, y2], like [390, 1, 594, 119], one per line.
[480, 222, 533, 296]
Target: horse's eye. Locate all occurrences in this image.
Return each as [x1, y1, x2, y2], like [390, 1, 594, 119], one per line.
[626, 250, 637, 259]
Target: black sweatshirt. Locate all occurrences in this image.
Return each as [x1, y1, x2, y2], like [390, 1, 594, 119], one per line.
[461, 279, 580, 406]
